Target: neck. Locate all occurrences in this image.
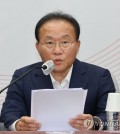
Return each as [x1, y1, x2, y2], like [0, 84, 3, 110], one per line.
[51, 67, 71, 83]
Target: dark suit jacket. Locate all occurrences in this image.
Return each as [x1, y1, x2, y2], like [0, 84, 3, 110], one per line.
[0, 59, 115, 128]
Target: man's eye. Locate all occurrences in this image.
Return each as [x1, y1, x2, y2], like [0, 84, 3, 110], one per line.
[46, 42, 54, 45]
[62, 41, 69, 45]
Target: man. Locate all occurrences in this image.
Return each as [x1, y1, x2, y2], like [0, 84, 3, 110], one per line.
[0, 11, 115, 131]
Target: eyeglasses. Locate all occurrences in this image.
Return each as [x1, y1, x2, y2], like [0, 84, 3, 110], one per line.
[40, 41, 76, 49]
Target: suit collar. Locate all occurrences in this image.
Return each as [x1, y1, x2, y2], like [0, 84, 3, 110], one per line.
[32, 62, 53, 89]
[69, 59, 88, 89]
[32, 59, 88, 89]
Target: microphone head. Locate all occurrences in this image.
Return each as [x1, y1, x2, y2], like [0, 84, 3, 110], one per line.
[42, 60, 55, 75]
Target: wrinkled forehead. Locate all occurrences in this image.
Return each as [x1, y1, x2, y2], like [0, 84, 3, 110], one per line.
[38, 19, 76, 40]
[39, 20, 76, 39]
[39, 19, 75, 32]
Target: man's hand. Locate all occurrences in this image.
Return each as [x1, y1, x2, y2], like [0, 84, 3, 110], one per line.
[15, 116, 41, 131]
[68, 114, 94, 130]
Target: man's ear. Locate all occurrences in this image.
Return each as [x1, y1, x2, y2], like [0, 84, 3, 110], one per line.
[78, 40, 81, 47]
[35, 42, 39, 50]
[77, 40, 81, 53]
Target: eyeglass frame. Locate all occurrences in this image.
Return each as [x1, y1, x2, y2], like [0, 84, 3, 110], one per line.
[39, 40, 77, 49]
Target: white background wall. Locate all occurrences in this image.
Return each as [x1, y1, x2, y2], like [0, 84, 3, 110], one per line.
[0, 0, 120, 106]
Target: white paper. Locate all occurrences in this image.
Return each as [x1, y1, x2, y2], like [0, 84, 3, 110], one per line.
[31, 88, 87, 131]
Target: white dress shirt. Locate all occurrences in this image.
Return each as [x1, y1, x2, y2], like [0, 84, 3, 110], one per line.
[9, 65, 73, 131]
[50, 65, 73, 89]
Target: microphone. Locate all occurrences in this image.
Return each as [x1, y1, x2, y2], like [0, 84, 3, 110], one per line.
[0, 60, 55, 94]
[42, 60, 55, 75]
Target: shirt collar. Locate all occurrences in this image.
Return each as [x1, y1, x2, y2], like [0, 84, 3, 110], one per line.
[50, 65, 73, 84]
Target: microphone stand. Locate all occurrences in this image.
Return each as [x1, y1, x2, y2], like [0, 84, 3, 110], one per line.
[0, 66, 46, 94]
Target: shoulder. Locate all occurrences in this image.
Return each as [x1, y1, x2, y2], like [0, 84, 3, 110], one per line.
[13, 62, 43, 75]
[74, 59, 110, 76]
[74, 58, 106, 70]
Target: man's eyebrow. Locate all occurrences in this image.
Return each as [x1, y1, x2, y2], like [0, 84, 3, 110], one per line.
[45, 34, 71, 40]
[45, 36, 53, 39]
[61, 34, 71, 38]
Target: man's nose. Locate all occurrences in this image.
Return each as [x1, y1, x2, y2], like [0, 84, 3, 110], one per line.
[52, 43, 63, 54]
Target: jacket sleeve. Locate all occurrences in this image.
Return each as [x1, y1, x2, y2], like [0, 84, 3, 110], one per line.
[0, 69, 28, 128]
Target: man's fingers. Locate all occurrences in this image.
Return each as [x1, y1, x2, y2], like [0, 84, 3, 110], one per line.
[75, 114, 92, 120]
[16, 116, 40, 131]
[69, 118, 84, 125]
[19, 120, 40, 128]
[18, 125, 39, 131]
[69, 121, 86, 130]
[69, 114, 94, 130]
[20, 116, 37, 124]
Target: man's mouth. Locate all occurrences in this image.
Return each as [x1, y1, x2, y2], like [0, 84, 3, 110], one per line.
[54, 59, 63, 65]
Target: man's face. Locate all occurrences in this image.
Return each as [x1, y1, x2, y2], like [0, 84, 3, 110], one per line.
[36, 20, 80, 73]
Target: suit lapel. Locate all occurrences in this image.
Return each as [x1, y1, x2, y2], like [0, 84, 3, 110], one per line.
[32, 63, 53, 89]
[69, 59, 88, 89]
[31, 59, 88, 90]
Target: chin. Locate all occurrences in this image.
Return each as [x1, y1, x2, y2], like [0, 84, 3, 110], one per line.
[53, 66, 67, 73]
